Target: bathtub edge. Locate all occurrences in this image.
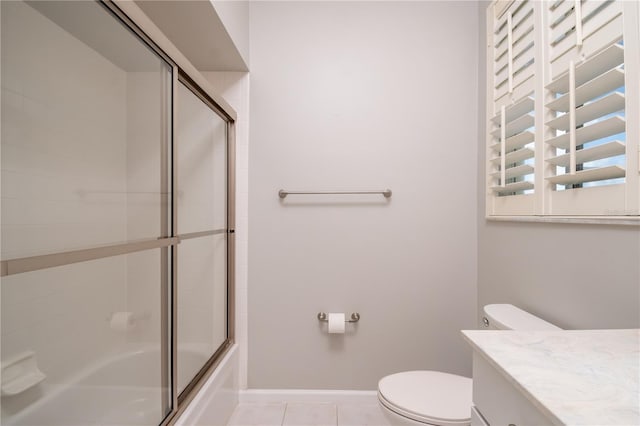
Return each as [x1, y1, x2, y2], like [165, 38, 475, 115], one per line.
[174, 344, 239, 426]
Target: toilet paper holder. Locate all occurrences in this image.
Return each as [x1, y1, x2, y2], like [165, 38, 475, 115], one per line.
[317, 312, 360, 323]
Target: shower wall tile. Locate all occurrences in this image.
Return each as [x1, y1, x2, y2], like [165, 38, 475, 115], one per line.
[1, 0, 129, 261]
[236, 169, 250, 201]
[125, 71, 165, 242]
[237, 143, 249, 172]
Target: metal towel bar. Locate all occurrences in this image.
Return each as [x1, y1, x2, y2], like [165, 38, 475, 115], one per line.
[279, 189, 391, 199]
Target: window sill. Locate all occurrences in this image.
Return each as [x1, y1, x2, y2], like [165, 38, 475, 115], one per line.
[486, 215, 640, 226]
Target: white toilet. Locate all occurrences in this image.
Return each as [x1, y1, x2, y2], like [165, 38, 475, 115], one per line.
[377, 304, 561, 425]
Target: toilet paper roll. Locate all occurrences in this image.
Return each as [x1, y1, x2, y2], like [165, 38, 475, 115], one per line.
[110, 312, 134, 332]
[328, 313, 345, 334]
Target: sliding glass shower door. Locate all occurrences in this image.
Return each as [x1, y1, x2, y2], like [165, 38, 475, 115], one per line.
[176, 80, 229, 396]
[1, 1, 174, 425]
[1, 2, 235, 424]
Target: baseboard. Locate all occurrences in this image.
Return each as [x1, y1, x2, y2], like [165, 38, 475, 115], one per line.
[239, 389, 378, 404]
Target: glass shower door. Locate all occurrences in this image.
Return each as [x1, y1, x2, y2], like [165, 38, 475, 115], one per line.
[176, 81, 229, 395]
[1, 1, 173, 424]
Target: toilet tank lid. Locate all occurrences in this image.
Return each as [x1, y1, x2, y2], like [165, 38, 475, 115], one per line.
[483, 304, 561, 330]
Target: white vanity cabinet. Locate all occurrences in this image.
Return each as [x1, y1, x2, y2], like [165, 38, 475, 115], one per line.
[470, 353, 551, 426]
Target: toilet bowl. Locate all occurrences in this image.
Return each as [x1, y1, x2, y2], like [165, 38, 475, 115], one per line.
[377, 304, 561, 425]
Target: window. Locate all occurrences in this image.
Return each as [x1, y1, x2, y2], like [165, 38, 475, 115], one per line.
[486, 0, 640, 220]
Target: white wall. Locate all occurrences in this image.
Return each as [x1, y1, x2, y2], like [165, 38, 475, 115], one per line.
[476, 2, 640, 330]
[211, 1, 250, 69]
[477, 222, 640, 329]
[248, 1, 479, 390]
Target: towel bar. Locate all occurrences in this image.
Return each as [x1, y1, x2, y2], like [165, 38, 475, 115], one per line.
[279, 189, 391, 199]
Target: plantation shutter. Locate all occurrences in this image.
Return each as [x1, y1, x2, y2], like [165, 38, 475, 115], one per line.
[485, 0, 639, 219]
[544, 0, 639, 215]
[487, 0, 540, 215]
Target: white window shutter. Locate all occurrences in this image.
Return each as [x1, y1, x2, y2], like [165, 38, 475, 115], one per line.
[485, 0, 640, 219]
[544, 0, 639, 215]
[487, 0, 540, 215]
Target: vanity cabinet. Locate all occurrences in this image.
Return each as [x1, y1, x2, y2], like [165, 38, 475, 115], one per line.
[464, 329, 639, 426]
[471, 353, 551, 426]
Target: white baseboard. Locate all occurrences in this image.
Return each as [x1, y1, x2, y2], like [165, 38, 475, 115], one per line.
[239, 389, 378, 404]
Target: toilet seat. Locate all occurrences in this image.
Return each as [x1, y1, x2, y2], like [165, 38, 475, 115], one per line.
[377, 371, 472, 426]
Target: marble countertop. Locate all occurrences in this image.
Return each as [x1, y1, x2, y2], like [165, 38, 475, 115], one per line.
[462, 329, 640, 426]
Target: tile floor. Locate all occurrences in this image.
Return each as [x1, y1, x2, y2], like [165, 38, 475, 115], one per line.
[226, 402, 392, 426]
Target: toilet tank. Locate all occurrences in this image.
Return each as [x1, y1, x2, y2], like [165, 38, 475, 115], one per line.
[483, 304, 561, 330]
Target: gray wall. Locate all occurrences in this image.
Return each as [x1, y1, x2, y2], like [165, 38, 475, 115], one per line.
[477, 2, 640, 330]
[249, 1, 480, 390]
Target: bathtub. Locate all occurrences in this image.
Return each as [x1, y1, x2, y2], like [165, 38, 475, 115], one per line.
[2, 346, 210, 426]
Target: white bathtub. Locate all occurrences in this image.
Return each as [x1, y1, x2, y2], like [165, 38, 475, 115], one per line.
[2, 346, 210, 426]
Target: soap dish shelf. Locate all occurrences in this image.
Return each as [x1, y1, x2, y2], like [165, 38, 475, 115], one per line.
[1, 351, 46, 396]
